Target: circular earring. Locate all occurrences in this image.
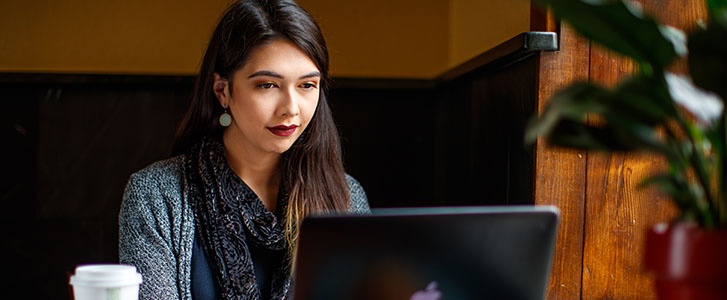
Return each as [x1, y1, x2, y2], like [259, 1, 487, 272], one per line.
[219, 107, 232, 127]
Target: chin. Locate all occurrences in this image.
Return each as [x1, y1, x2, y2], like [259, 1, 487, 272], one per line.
[267, 143, 295, 154]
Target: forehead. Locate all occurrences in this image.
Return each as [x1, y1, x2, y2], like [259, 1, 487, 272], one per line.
[239, 39, 319, 77]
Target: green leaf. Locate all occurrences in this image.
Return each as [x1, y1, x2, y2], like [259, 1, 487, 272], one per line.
[706, 0, 727, 26]
[544, 119, 664, 151]
[706, 0, 727, 13]
[525, 82, 609, 144]
[640, 172, 715, 227]
[706, 118, 725, 163]
[535, 0, 677, 69]
[525, 75, 684, 164]
[659, 25, 688, 57]
[640, 173, 698, 214]
[688, 22, 727, 102]
[665, 72, 724, 123]
[704, 118, 727, 225]
[610, 75, 676, 125]
[526, 75, 675, 144]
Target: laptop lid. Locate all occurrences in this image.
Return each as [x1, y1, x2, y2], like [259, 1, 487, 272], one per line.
[293, 205, 559, 300]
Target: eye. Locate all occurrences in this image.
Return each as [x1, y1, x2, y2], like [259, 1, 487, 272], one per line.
[300, 82, 318, 89]
[258, 82, 277, 89]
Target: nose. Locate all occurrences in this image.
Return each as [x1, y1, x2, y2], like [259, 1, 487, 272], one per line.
[278, 87, 301, 117]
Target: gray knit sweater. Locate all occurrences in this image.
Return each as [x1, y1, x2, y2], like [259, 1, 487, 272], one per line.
[119, 156, 370, 300]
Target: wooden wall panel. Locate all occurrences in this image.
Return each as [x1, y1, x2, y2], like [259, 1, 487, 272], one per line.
[580, 1, 704, 299]
[327, 86, 438, 208]
[433, 78, 477, 206]
[640, 0, 707, 30]
[2, 87, 40, 223]
[469, 56, 539, 205]
[434, 52, 542, 207]
[533, 23, 591, 299]
[581, 45, 663, 300]
[639, 0, 707, 75]
[582, 151, 676, 299]
[1, 78, 193, 299]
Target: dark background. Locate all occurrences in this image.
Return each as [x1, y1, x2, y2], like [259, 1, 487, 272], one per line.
[0, 44, 541, 298]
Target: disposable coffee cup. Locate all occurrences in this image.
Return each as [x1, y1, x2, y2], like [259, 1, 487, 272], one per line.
[69, 264, 142, 300]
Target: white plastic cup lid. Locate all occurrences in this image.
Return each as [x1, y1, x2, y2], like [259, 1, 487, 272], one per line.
[69, 264, 143, 288]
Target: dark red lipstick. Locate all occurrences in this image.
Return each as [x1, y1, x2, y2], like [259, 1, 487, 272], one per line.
[267, 124, 298, 137]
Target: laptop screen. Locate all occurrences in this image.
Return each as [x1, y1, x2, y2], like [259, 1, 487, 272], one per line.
[293, 205, 559, 300]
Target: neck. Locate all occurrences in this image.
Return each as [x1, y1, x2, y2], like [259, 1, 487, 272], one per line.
[222, 130, 281, 211]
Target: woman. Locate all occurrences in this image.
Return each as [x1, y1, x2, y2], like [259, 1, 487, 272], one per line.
[118, 0, 369, 299]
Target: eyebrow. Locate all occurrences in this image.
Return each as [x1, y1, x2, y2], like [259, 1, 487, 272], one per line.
[248, 70, 321, 80]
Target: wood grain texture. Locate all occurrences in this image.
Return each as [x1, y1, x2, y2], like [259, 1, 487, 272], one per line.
[641, 0, 707, 75]
[631, 0, 707, 75]
[637, 0, 707, 30]
[580, 1, 704, 299]
[582, 152, 676, 300]
[533, 23, 591, 299]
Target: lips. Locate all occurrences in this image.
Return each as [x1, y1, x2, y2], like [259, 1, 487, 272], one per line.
[267, 124, 299, 137]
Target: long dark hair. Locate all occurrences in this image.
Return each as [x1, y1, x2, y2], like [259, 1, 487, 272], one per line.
[173, 0, 350, 254]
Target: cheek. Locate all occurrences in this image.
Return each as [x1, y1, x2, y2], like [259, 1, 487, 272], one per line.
[234, 96, 273, 123]
[302, 95, 320, 121]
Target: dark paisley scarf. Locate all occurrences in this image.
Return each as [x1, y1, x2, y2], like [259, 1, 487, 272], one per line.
[184, 136, 292, 299]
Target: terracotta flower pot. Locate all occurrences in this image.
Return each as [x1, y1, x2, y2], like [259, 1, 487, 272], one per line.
[645, 222, 727, 300]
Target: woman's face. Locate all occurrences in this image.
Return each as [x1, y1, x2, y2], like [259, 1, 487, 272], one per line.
[214, 39, 321, 155]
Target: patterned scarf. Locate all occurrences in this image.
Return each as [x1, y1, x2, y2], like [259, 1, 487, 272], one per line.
[184, 136, 292, 299]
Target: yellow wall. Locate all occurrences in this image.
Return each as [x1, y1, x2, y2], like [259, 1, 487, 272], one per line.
[0, 0, 529, 78]
[299, 0, 449, 78]
[0, 0, 231, 75]
[449, 0, 530, 68]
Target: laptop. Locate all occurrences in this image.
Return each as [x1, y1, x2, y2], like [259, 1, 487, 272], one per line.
[293, 205, 559, 300]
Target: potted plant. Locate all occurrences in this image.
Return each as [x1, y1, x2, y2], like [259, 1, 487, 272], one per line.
[525, 0, 727, 299]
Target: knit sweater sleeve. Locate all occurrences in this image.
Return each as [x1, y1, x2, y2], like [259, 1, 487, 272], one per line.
[119, 159, 185, 300]
[346, 174, 370, 214]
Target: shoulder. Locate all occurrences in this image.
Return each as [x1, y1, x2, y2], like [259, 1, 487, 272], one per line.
[128, 156, 185, 188]
[125, 156, 185, 199]
[345, 174, 370, 213]
[121, 155, 186, 222]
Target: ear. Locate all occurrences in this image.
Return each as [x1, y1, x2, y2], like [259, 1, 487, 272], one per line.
[212, 72, 230, 107]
